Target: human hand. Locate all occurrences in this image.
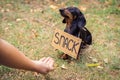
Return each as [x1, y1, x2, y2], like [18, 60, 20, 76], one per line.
[33, 57, 54, 74]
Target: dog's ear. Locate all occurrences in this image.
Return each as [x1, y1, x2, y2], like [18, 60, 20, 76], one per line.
[77, 15, 86, 28]
[62, 18, 66, 23]
[72, 7, 86, 28]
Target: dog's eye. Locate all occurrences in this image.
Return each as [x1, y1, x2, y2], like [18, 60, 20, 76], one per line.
[65, 16, 69, 18]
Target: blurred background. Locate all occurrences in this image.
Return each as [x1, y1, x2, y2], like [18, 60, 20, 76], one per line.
[0, 0, 120, 80]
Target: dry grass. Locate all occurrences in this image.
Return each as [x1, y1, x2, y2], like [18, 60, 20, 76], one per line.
[0, 0, 120, 80]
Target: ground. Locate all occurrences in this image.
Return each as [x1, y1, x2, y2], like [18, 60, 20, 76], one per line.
[0, 0, 120, 80]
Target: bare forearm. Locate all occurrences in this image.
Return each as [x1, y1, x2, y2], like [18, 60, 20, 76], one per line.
[0, 39, 54, 74]
[0, 39, 36, 71]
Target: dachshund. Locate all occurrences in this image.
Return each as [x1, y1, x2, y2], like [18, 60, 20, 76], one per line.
[59, 7, 92, 59]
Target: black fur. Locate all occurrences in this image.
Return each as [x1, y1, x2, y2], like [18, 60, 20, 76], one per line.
[59, 7, 92, 49]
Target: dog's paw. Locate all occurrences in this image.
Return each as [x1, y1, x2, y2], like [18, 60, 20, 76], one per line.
[60, 54, 69, 60]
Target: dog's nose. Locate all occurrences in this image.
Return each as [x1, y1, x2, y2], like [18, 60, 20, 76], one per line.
[59, 9, 64, 12]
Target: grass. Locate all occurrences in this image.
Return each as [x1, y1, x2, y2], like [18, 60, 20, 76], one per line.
[0, 0, 120, 80]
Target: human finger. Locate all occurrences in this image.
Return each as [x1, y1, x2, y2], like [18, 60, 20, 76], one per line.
[49, 61, 54, 70]
[47, 58, 54, 69]
[39, 57, 46, 62]
[43, 57, 51, 63]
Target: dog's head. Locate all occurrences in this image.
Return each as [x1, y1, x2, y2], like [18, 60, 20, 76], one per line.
[59, 7, 86, 28]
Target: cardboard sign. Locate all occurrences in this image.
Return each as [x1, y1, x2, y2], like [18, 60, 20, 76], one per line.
[51, 28, 81, 59]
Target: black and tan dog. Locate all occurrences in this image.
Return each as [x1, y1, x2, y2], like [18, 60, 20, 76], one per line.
[59, 7, 92, 59]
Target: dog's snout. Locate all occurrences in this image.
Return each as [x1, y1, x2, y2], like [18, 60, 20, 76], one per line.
[59, 9, 64, 12]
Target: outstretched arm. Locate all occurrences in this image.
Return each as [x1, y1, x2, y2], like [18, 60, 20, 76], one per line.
[0, 39, 54, 74]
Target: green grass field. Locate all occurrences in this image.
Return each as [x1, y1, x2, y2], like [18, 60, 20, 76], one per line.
[0, 0, 120, 80]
